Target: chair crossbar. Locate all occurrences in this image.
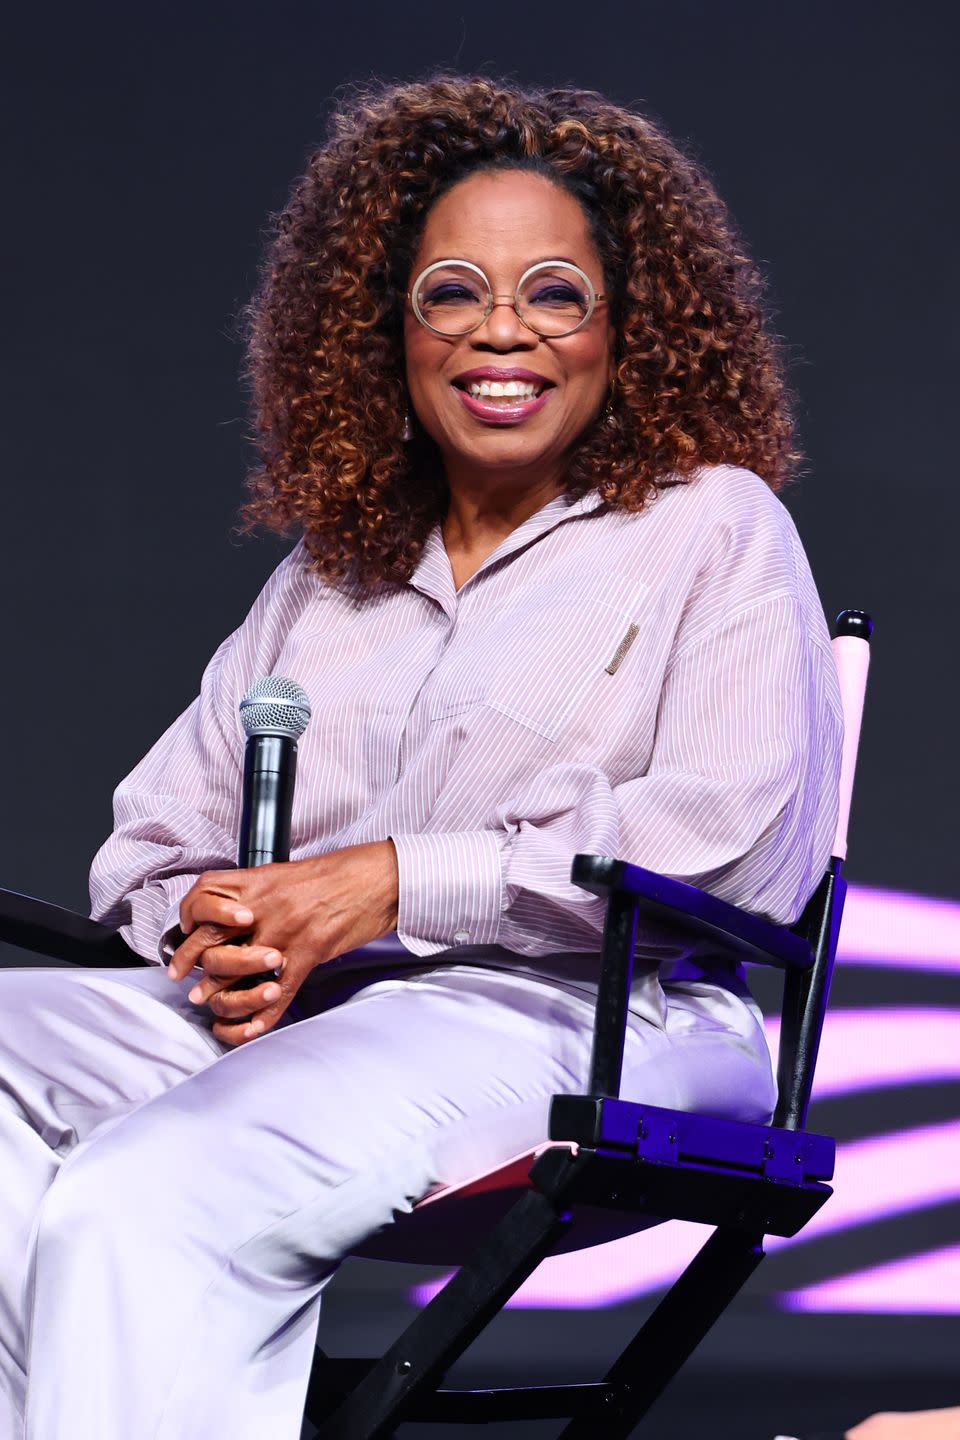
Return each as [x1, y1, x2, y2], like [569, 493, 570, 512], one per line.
[411, 1381, 615, 1423]
[308, 1363, 617, 1424]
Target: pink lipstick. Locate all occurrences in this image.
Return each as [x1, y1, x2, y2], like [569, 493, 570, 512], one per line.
[451, 367, 554, 426]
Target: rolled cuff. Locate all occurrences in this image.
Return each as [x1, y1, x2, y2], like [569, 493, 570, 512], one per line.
[390, 830, 506, 957]
[158, 893, 189, 963]
[111, 874, 199, 965]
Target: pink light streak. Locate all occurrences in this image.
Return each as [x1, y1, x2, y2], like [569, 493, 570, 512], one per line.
[839, 884, 960, 971]
[766, 1008, 960, 1097]
[784, 1244, 960, 1314]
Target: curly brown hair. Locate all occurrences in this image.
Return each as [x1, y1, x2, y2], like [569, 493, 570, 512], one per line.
[241, 74, 799, 588]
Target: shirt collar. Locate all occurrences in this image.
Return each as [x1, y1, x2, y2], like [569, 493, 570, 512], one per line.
[409, 487, 607, 612]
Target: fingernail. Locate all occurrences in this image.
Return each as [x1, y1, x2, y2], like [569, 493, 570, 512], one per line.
[263, 984, 280, 1002]
[247, 1020, 264, 1036]
[188, 986, 202, 1003]
[234, 908, 254, 924]
[167, 963, 179, 979]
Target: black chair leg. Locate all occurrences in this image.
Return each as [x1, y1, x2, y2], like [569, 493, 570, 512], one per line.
[304, 1349, 377, 1428]
[310, 1174, 578, 1439]
[558, 1225, 766, 1439]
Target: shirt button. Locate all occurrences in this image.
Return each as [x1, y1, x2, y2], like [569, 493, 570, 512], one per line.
[453, 929, 471, 945]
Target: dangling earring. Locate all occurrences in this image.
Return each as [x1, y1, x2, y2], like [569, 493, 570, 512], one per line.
[402, 411, 414, 442]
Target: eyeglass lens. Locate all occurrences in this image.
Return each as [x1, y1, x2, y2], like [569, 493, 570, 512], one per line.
[413, 262, 594, 337]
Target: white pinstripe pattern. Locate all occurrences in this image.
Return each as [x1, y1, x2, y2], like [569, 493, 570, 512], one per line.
[88, 465, 842, 983]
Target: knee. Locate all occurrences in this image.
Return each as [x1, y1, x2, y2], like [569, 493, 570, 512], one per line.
[35, 1104, 196, 1257]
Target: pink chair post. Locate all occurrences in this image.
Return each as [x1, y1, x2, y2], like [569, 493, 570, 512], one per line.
[831, 611, 873, 860]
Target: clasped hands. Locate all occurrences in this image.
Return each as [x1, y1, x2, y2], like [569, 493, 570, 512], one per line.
[166, 840, 400, 1047]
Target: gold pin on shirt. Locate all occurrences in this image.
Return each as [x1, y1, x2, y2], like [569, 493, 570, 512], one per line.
[605, 623, 640, 675]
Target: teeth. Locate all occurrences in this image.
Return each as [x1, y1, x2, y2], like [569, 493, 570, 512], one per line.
[465, 379, 542, 400]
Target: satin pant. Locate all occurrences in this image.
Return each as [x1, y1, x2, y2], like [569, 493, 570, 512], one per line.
[0, 956, 776, 1439]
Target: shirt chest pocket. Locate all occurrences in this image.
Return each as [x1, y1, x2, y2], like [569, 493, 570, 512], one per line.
[427, 570, 650, 742]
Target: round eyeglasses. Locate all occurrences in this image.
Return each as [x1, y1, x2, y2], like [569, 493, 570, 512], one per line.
[409, 259, 605, 339]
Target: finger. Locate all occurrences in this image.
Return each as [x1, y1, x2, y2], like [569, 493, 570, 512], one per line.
[193, 944, 284, 985]
[168, 923, 252, 980]
[180, 891, 255, 936]
[186, 949, 280, 1004]
[211, 976, 300, 1045]
[205, 979, 283, 1018]
[212, 1009, 280, 1047]
[185, 946, 282, 1004]
[211, 1015, 264, 1047]
[169, 924, 232, 980]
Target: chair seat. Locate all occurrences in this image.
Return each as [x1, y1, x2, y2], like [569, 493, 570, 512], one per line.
[350, 1100, 836, 1267]
[351, 1141, 665, 1265]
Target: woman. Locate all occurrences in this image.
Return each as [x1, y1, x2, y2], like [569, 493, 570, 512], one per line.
[0, 75, 841, 1438]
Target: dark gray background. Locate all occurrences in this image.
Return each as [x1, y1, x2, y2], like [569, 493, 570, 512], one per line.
[2, 0, 956, 906]
[2, 3, 957, 1434]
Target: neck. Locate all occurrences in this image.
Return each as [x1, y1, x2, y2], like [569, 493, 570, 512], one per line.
[440, 459, 565, 554]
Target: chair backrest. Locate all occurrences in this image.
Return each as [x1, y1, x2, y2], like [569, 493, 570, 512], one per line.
[773, 608, 873, 1130]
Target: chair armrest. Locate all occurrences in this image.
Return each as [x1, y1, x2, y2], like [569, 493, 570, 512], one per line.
[0, 887, 144, 967]
[571, 855, 813, 972]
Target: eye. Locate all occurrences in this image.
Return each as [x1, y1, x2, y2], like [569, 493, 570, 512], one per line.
[528, 282, 585, 306]
[424, 281, 481, 304]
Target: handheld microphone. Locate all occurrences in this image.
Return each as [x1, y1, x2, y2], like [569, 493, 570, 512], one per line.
[226, 675, 311, 994]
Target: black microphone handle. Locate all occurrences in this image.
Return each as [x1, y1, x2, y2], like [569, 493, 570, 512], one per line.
[237, 734, 297, 867]
[228, 733, 298, 994]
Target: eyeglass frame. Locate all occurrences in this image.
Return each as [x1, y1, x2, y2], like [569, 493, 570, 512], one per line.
[408, 258, 607, 339]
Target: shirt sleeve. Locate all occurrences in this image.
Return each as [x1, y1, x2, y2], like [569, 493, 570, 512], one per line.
[87, 546, 307, 963]
[392, 520, 843, 959]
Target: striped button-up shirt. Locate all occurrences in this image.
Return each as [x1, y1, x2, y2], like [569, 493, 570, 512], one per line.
[89, 464, 842, 989]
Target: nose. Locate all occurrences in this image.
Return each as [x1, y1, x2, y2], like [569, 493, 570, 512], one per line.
[469, 297, 539, 351]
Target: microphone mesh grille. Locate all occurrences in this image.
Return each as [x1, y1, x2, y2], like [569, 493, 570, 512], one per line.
[239, 676, 312, 740]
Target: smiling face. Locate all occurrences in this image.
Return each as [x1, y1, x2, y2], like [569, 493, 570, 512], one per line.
[403, 169, 616, 499]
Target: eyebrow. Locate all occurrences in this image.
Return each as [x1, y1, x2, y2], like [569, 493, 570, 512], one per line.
[525, 255, 584, 267]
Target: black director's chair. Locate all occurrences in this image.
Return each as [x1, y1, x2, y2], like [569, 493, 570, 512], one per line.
[0, 609, 872, 1437]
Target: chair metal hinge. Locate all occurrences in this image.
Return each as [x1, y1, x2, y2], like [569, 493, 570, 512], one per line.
[761, 1135, 811, 1184]
[635, 1110, 679, 1163]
